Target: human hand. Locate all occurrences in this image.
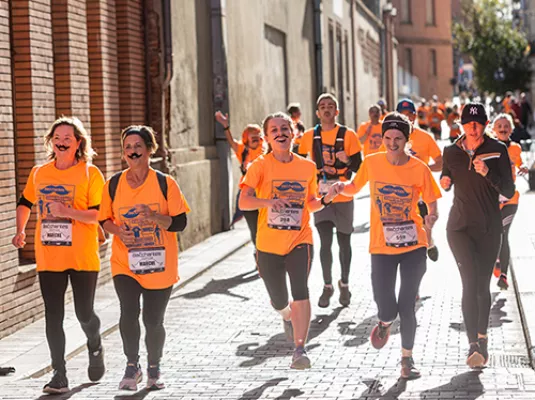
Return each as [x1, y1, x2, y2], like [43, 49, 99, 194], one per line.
[48, 202, 70, 218]
[440, 176, 452, 190]
[473, 159, 489, 177]
[325, 182, 345, 203]
[11, 232, 26, 249]
[336, 151, 350, 164]
[215, 111, 229, 129]
[269, 198, 292, 212]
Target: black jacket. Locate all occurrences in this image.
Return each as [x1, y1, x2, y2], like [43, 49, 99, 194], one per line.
[442, 134, 515, 232]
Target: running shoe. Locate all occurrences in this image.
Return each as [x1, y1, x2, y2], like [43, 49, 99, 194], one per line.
[427, 245, 439, 262]
[478, 337, 489, 365]
[43, 370, 69, 394]
[290, 346, 311, 370]
[498, 274, 509, 290]
[370, 321, 391, 349]
[146, 365, 165, 390]
[493, 262, 501, 278]
[88, 345, 105, 382]
[466, 343, 484, 369]
[338, 280, 351, 307]
[318, 285, 334, 308]
[119, 363, 143, 391]
[283, 319, 294, 342]
[400, 356, 421, 380]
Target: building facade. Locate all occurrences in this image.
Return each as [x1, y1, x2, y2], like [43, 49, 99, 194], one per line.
[391, 0, 454, 101]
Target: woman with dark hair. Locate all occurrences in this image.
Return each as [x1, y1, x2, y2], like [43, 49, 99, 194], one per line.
[240, 112, 342, 370]
[342, 112, 441, 380]
[12, 117, 106, 394]
[99, 125, 190, 391]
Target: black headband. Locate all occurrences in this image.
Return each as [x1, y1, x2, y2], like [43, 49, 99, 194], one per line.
[382, 120, 411, 139]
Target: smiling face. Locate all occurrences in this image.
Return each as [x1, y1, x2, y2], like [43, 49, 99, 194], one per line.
[462, 121, 486, 142]
[123, 134, 151, 168]
[52, 124, 80, 161]
[382, 129, 408, 155]
[265, 117, 293, 153]
[493, 117, 513, 142]
[316, 98, 338, 125]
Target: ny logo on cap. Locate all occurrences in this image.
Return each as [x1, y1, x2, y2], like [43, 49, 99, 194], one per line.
[470, 107, 478, 115]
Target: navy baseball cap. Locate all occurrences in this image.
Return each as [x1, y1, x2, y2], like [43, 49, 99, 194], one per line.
[460, 102, 488, 125]
[396, 99, 416, 114]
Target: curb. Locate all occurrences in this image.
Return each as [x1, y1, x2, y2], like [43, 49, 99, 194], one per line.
[511, 261, 535, 370]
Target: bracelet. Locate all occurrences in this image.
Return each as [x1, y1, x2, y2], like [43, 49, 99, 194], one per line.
[224, 126, 230, 131]
[321, 196, 332, 207]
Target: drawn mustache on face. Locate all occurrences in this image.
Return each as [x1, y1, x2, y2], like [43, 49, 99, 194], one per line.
[274, 135, 290, 141]
[55, 145, 69, 151]
[127, 153, 142, 159]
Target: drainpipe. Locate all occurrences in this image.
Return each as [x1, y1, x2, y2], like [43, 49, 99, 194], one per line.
[351, 0, 358, 125]
[159, 0, 172, 173]
[313, 0, 324, 99]
[143, 0, 152, 127]
[211, 0, 232, 231]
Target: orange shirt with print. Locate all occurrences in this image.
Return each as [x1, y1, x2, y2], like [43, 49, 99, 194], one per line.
[22, 161, 105, 272]
[356, 121, 382, 157]
[298, 124, 362, 203]
[98, 169, 191, 289]
[240, 153, 317, 256]
[417, 106, 429, 127]
[447, 112, 461, 138]
[501, 142, 522, 207]
[428, 110, 445, 129]
[235, 143, 264, 184]
[350, 153, 441, 255]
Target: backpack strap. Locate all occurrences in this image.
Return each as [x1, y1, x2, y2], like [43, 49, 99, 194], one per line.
[312, 124, 324, 171]
[240, 147, 249, 175]
[335, 125, 347, 153]
[108, 171, 123, 202]
[155, 170, 168, 201]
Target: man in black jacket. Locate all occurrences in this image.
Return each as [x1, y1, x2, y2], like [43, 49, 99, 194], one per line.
[441, 102, 515, 369]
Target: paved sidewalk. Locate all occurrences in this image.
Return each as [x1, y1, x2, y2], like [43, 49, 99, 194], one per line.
[0, 172, 534, 399]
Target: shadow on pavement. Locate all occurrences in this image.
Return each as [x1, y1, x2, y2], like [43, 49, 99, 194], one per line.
[237, 377, 288, 400]
[353, 222, 370, 234]
[419, 371, 483, 400]
[308, 307, 344, 341]
[449, 293, 511, 332]
[352, 378, 407, 399]
[35, 382, 98, 400]
[114, 388, 149, 400]
[172, 269, 260, 302]
[339, 297, 429, 347]
[275, 388, 305, 399]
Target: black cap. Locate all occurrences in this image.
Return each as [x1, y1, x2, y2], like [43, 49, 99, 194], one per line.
[460, 102, 488, 125]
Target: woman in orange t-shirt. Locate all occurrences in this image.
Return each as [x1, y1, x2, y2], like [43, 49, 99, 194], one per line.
[99, 126, 190, 391]
[215, 111, 263, 251]
[240, 112, 342, 370]
[342, 113, 441, 381]
[491, 114, 528, 290]
[12, 117, 106, 394]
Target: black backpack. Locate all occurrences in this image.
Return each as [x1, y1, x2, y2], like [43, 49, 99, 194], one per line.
[312, 124, 348, 179]
[108, 170, 168, 202]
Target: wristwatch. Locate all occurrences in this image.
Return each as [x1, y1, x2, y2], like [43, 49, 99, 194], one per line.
[321, 196, 332, 207]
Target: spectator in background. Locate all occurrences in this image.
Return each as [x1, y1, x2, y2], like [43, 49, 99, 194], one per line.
[520, 93, 533, 129]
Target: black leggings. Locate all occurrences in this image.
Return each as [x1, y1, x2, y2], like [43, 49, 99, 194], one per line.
[447, 228, 502, 343]
[499, 204, 518, 275]
[256, 244, 313, 310]
[371, 247, 427, 350]
[316, 221, 352, 285]
[39, 270, 101, 372]
[113, 275, 172, 366]
[243, 210, 258, 246]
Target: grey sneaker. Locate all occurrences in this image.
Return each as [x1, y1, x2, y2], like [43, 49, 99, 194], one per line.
[119, 363, 142, 391]
[318, 285, 334, 308]
[43, 370, 69, 394]
[290, 346, 311, 370]
[88, 345, 105, 382]
[146, 365, 165, 391]
[283, 319, 294, 342]
[338, 280, 351, 307]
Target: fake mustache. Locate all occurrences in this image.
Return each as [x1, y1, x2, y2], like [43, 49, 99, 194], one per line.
[55, 145, 69, 151]
[127, 153, 142, 159]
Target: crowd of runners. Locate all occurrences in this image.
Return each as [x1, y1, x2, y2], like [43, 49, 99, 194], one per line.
[9, 90, 528, 394]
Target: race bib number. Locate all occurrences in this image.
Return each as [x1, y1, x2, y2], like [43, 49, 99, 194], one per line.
[41, 219, 72, 246]
[268, 207, 303, 231]
[383, 221, 418, 248]
[128, 247, 166, 274]
[318, 179, 338, 196]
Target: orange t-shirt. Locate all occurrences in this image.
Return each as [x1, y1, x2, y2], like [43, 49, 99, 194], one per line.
[407, 127, 442, 165]
[350, 153, 441, 255]
[503, 99, 512, 114]
[240, 153, 317, 256]
[501, 142, 522, 207]
[357, 121, 383, 156]
[447, 112, 461, 139]
[298, 124, 361, 203]
[428, 110, 445, 129]
[98, 169, 191, 289]
[235, 143, 264, 183]
[22, 161, 105, 272]
[417, 106, 429, 127]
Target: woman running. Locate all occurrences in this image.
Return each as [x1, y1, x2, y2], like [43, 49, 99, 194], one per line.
[342, 112, 441, 380]
[491, 113, 528, 290]
[441, 103, 515, 369]
[99, 126, 190, 390]
[239, 112, 342, 370]
[12, 117, 106, 394]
